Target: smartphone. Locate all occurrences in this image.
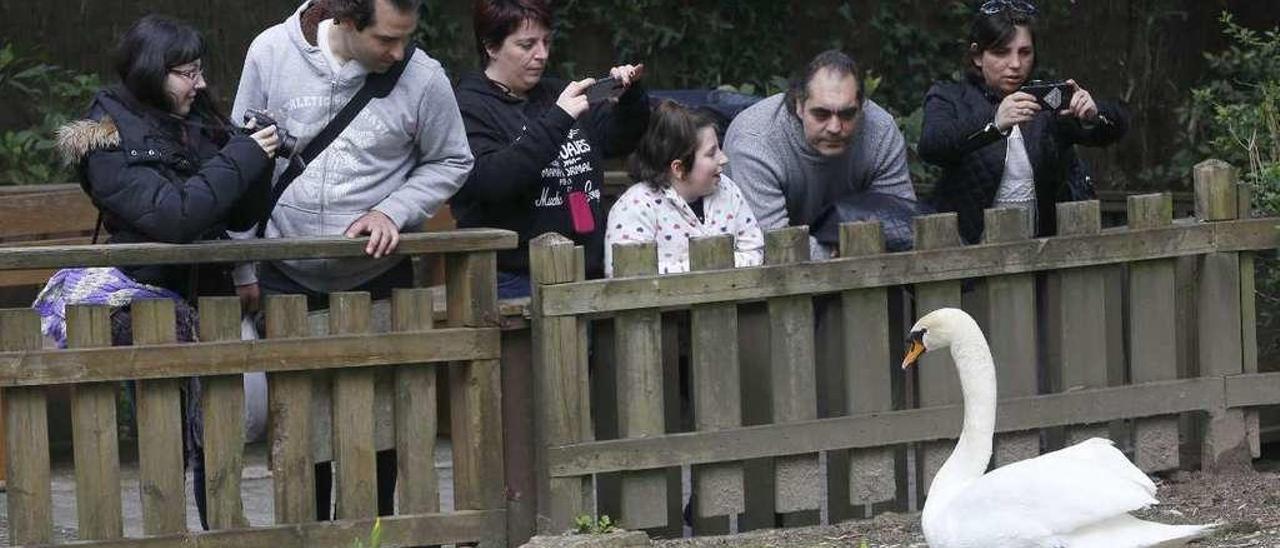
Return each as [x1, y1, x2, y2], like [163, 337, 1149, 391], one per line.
[584, 76, 626, 104]
[1019, 80, 1075, 112]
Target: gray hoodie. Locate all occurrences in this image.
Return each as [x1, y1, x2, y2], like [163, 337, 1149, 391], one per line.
[232, 2, 473, 292]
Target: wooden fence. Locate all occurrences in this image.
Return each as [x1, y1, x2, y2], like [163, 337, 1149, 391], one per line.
[527, 159, 1280, 535]
[0, 229, 515, 546]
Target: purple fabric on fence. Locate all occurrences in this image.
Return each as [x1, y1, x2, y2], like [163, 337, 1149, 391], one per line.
[31, 267, 197, 348]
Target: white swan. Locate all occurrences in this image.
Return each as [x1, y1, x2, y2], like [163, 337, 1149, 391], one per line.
[902, 308, 1216, 548]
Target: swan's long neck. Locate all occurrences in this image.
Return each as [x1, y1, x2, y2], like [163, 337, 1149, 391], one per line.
[927, 324, 998, 502]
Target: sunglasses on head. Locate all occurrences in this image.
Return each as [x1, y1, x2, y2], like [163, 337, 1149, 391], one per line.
[979, 0, 1038, 16]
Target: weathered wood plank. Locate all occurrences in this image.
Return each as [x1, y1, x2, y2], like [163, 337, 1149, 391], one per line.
[265, 295, 316, 524]
[391, 288, 439, 515]
[446, 251, 505, 512]
[537, 218, 1278, 317]
[1, 309, 52, 544]
[1126, 194, 1181, 472]
[1194, 163, 1250, 470]
[130, 299, 187, 535]
[1053, 202, 1112, 445]
[0, 328, 500, 387]
[66, 305, 123, 540]
[199, 298, 248, 529]
[328, 293, 377, 519]
[0, 229, 519, 271]
[55, 509, 508, 548]
[609, 242, 669, 529]
[913, 214, 964, 494]
[529, 233, 592, 532]
[0, 187, 98, 240]
[549, 376, 1234, 476]
[1236, 182, 1261, 459]
[1224, 372, 1280, 408]
[764, 227, 821, 514]
[688, 236, 745, 519]
[981, 209, 1041, 466]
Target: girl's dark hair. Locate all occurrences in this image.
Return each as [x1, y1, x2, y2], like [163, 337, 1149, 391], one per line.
[114, 14, 224, 122]
[628, 101, 717, 189]
[473, 0, 553, 67]
[966, 9, 1037, 71]
[784, 50, 864, 118]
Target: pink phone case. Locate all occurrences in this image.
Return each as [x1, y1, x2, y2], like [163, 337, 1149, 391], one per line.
[568, 191, 595, 234]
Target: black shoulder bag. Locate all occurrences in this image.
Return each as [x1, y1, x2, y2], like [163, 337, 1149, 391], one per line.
[255, 42, 416, 237]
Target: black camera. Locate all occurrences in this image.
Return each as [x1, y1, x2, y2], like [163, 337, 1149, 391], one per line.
[242, 109, 299, 160]
[1019, 80, 1075, 112]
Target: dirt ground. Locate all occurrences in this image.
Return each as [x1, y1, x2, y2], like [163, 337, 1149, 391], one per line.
[657, 454, 1280, 547]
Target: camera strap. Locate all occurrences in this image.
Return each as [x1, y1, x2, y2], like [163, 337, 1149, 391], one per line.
[254, 41, 416, 238]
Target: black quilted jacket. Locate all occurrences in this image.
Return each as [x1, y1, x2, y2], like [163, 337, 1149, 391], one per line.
[918, 73, 1128, 243]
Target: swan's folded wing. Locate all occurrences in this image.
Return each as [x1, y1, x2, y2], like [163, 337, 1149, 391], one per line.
[947, 438, 1159, 535]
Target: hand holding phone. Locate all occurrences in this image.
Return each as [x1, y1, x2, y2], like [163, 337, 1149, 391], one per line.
[585, 76, 625, 104]
[1018, 80, 1075, 112]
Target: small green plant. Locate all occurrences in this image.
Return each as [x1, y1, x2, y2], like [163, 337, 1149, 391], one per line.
[0, 43, 100, 185]
[350, 517, 384, 548]
[571, 513, 616, 535]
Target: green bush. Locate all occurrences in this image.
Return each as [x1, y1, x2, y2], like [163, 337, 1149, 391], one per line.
[0, 44, 100, 185]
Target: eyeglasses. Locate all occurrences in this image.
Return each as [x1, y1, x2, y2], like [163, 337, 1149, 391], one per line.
[979, 0, 1038, 16]
[169, 66, 205, 82]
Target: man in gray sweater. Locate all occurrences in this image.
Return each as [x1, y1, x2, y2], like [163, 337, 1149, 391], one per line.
[724, 50, 915, 257]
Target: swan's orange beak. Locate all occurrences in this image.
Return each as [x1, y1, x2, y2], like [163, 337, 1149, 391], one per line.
[902, 339, 925, 370]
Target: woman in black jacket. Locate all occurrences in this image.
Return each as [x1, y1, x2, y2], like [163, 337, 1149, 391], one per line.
[36, 14, 276, 529]
[453, 0, 650, 298]
[918, 0, 1128, 244]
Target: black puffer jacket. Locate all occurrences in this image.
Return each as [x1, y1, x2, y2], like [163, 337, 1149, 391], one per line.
[56, 87, 272, 298]
[918, 73, 1128, 243]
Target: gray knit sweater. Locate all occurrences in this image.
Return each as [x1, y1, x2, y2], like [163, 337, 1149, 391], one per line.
[723, 94, 916, 232]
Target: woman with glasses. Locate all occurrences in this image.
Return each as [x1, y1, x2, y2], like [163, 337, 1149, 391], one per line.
[918, 0, 1128, 243]
[38, 14, 277, 530]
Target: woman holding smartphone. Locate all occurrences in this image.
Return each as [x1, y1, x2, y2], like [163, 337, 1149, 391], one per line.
[918, 0, 1128, 244]
[453, 0, 650, 298]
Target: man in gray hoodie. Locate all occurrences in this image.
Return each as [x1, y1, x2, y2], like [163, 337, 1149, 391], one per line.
[232, 0, 473, 305]
[724, 50, 915, 258]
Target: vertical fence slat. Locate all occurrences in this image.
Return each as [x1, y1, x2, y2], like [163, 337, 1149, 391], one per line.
[912, 214, 964, 495]
[198, 297, 248, 529]
[1193, 161, 1250, 469]
[1126, 194, 1181, 472]
[763, 227, 820, 515]
[392, 288, 440, 515]
[609, 242, 669, 530]
[1053, 202, 1112, 446]
[446, 251, 505, 514]
[981, 209, 1040, 466]
[838, 222, 897, 509]
[530, 233, 591, 532]
[1236, 182, 1261, 459]
[2, 309, 52, 544]
[265, 295, 316, 524]
[131, 299, 187, 535]
[328, 292, 377, 519]
[66, 304, 123, 540]
[687, 236, 745, 524]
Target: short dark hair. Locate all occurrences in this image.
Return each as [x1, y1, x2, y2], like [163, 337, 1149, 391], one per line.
[784, 50, 864, 116]
[967, 8, 1037, 70]
[472, 0, 553, 67]
[628, 101, 717, 189]
[114, 15, 212, 115]
[321, 0, 421, 31]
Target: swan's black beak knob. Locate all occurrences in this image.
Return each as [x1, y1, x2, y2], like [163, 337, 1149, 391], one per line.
[902, 329, 926, 369]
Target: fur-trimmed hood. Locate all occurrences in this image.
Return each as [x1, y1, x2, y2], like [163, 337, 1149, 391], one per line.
[55, 116, 120, 165]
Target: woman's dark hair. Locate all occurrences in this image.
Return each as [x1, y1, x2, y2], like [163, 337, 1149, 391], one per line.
[966, 8, 1037, 71]
[628, 101, 717, 189]
[321, 0, 422, 31]
[784, 50, 864, 118]
[114, 15, 224, 122]
[473, 0, 553, 67]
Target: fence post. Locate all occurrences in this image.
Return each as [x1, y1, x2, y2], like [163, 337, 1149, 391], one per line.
[327, 292, 378, 519]
[1, 309, 52, 544]
[912, 213, 963, 497]
[199, 297, 249, 529]
[1126, 194, 1181, 472]
[530, 233, 591, 532]
[391, 288, 440, 515]
[265, 295, 317, 524]
[981, 208, 1041, 466]
[66, 304, 123, 540]
[445, 250, 506, 516]
[131, 299, 186, 535]
[1052, 201, 1112, 447]
[838, 222, 897, 511]
[1193, 160, 1251, 470]
[1236, 181, 1262, 459]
